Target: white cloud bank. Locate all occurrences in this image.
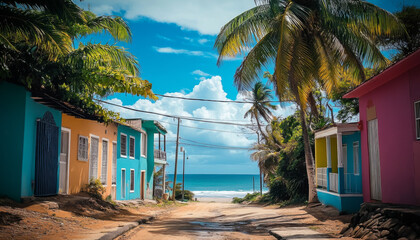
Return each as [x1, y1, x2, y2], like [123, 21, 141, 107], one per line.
[102, 76, 295, 174]
[78, 0, 255, 35]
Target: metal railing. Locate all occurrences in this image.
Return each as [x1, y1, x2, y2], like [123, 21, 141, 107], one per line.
[317, 168, 327, 189]
[329, 173, 338, 192]
[154, 149, 166, 160]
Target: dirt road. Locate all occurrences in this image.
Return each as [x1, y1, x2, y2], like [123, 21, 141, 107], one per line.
[116, 202, 350, 240]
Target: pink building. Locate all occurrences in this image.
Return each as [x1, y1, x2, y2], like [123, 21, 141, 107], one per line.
[344, 49, 420, 206]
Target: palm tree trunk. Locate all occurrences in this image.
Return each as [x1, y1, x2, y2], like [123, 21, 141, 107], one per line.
[298, 105, 318, 203]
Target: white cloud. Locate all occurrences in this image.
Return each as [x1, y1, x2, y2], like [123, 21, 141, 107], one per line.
[77, 0, 255, 35]
[101, 75, 295, 174]
[198, 38, 209, 44]
[154, 47, 204, 56]
[156, 35, 172, 41]
[191, 70, 211, 77]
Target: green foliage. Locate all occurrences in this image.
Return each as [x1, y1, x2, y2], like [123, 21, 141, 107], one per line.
[105, 194, 116, 205]
[174, 183, 194, 201]
[84, 178, 105, 199]
[232, 192, 260, 204]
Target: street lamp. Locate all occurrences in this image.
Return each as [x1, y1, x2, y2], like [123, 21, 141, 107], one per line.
[180, 147, 187, 201]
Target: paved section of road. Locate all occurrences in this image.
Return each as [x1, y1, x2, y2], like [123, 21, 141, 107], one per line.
[116, 202, 335, 240]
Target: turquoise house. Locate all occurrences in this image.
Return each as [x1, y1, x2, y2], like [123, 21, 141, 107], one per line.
[314, 123, 363, 213]
[0, 82, 62, 202]
[115, 119, 167, 201]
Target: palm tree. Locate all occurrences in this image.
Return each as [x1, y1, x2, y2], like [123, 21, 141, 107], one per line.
[215, 0, 403, 202]
[244, 81, 277, 139]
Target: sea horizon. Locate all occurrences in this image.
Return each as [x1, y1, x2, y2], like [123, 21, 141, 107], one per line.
[166, 174, 269, 198]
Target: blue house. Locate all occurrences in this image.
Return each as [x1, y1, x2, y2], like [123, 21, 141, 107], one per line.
[0, 82, 62, 202]
[314, 123, 363, 213]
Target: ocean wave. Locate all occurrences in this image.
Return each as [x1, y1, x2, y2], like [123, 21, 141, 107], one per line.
[192, 190, 268, 198]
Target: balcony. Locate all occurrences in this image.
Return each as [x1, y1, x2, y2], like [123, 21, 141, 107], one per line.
[154, 149, 167, 164]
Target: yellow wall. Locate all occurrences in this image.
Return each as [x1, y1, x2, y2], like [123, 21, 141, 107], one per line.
[315, 138, 327, 168]
[331, 137, 338, 173]
[62, 114, 118, 197]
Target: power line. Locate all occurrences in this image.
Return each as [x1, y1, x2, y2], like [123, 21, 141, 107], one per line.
[157, 120, 256, 134]
[180, 137, 251, 149]
[155, 94, 283, 104]
[180, 142, 250, 150]
[96, 99, 262, 127]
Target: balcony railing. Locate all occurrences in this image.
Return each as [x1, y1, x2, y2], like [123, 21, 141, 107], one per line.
[154, 149, 166, 161]
[317, 168, 327, 189]
[344, 173, 361, 194]
[329, 173, 338, 192]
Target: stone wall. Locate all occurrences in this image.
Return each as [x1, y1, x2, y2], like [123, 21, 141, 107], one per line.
[341, 203, 420, 239]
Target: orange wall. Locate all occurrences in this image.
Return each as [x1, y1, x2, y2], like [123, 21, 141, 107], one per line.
[62, 114, 118, 197]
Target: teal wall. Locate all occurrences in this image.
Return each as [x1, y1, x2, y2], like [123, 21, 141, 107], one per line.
[21, 93, 62, 198]
[342, 132, 362, 194]
[116, 125, 141, 200]
[317, 189, 363, 213]
[145, 130, 155, 199]
[0, 82, 62, 201]
[0, 82, 26, 201]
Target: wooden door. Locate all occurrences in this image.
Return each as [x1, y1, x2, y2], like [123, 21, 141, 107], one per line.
[121, 169, 126, 199]
[368, 119, 382, 200]
[59, 129, 70, 194]
[140, 171, 145, 200]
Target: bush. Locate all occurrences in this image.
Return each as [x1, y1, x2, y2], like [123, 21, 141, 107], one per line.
[174, 183, 194, 201]
[84, 178, 105, 199]
[232, 192, 260, 204]
[268, 178, 290, 202]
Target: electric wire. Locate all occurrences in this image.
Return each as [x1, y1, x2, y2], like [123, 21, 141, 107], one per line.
[157, 120, 256, 134]
[96, 99, 265, 127]
[179, 142, 250, 150]
[155, 94, 283, 104]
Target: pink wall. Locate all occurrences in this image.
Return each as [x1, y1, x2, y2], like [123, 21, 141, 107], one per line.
[359, 67, 420, 205]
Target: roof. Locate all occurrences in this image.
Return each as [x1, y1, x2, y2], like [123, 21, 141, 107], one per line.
[343, 49, 420, 99]
[314, 123, 359, 139]
[125, 118, 167, 135]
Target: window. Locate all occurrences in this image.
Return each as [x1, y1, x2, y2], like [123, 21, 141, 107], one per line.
[120, 133, 127, 157]
[130, 169, 135, 192]
[129, 136, 135, 159]
[90, 136, 99, 179]
[415, 101, 420, 140]
[78, 135, 88, 161]
[353, 142, 360, 175]
[141, 132, 147, 157]
[101, 140, 108, 185]
[112, 142, 117, 185]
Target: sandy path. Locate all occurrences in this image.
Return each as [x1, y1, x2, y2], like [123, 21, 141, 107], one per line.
[116, 202, 348, 240]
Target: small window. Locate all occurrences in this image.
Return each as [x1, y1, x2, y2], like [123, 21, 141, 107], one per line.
[353, 142, 360, 175]
[415, 101, 420, 140]
[129, 136, 135, 159]
[130, 169, 135, 192]
[78, 135, 88, 161]
[120, 133, 127, 157]
[141, 132, 147, 157]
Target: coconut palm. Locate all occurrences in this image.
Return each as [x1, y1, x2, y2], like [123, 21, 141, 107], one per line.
[244, 81, 278, 139]
[215, 0, 403, 202]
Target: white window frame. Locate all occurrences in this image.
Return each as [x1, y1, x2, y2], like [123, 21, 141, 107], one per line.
[121, 168, 126, 199]
[89, 134, 100, 180]
[130, 169, 135, 192]
[129, 136, 135, 159]
[60, 127, 71, 194]
[112, 141, 117, 186]
[415, 101, 420, 140]
[120, 133, 127, 158]
[101, 138, 109, 186]
[78, 135, 89, 161]
[353, 141, 360, 175]
[141, 132, 147, 158]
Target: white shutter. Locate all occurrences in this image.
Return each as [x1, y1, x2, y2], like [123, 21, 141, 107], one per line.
[101, 140, 108, 185]
[112, 142, 117, 185]
[90, 137, 99, 179]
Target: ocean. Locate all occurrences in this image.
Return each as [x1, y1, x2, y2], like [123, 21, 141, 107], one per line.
[167, 174, 269, 198]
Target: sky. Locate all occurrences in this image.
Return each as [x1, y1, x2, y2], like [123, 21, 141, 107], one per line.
[77, 0, 419, 174]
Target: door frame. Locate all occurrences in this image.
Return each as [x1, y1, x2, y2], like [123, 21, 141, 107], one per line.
[368, 119, 382, 201]
[60, 127, 71, 194]
[121, 168, 126, 199]
[140, 170, 146, 200]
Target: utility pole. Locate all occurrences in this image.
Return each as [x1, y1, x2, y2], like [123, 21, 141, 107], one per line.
[172, 118, 180, 202]
[257, 132, 262, 196]
[180, 147, 186, 201]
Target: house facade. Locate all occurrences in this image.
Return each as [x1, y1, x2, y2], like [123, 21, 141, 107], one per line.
[60, 113, 118, 198]
[0, 82, 62, 201]
[315, 123, 363, 213]
[344, 49, 420, 206]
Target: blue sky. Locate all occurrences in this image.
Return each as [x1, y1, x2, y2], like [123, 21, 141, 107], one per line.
[78, 0, 419, 174]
